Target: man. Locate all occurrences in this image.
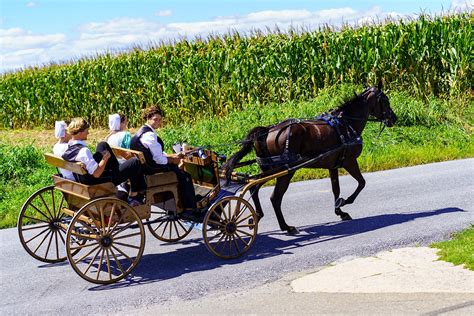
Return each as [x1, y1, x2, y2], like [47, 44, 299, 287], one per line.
[130, 106, 197, 211]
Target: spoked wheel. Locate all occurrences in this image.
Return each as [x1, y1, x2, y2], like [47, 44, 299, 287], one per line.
[65, 198, 145, 284]
[18, 185, 71, 263]
[203, 196, 258, 259]
[147, 206, 193, 242]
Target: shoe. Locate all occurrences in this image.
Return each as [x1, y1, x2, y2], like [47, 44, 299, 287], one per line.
[180, 209, 202, 222]
[128, 196, 144, 207]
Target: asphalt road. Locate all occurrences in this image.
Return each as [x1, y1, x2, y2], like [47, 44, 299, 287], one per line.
[1, 159, 473, 315]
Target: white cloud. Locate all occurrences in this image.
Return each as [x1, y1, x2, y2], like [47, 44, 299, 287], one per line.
[75, 18, 168, 51]
[156, 10, 172, 17]
[450, 0, 473, 10]
[0, 28, 65, 51]
[26, 2, 36, 8]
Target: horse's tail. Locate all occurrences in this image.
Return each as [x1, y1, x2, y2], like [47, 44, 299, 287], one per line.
[223, 126, 268, 183]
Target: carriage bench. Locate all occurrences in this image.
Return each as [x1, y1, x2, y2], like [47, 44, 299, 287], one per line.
[19, 146, 259, 285]
[44, 151, 180, 214]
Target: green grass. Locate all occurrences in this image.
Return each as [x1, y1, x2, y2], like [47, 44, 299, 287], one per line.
[0, 143, 55, 228]
[0, 84, 472, 228]
[431, 226, 474, 270]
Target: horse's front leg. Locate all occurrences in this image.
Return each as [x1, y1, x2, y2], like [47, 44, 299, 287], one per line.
[270, 173, 299, 235]
[329, 168, 352, 221]
[333, 159, 366, 220]
[249, 183, 264, 222]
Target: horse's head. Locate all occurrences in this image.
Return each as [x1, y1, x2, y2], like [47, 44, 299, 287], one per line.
[363, 81, 397, 127]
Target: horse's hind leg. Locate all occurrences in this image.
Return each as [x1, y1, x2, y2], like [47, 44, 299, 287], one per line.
[329, 168, 351, 221]
[249, 183, 264, 222]
[270, 173, 299, 235]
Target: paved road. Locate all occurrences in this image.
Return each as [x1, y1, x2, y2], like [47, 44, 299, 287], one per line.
[1, 159, 473, 314]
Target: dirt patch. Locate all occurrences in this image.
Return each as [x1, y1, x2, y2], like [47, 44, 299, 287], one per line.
[0, 128, 130, 148]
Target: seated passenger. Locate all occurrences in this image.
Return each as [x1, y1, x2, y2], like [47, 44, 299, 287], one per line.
[130, 106, 197, 211]
[62, 117, 145, 204]
[52, 120, 74, 180]
[105, 113, 131, 149]
[105, 113, 133, 202]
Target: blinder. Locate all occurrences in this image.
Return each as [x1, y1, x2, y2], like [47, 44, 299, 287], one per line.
[361, 86, 394, 127]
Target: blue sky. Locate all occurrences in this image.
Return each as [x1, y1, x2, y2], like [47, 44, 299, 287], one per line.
[0, 0, 471, 73]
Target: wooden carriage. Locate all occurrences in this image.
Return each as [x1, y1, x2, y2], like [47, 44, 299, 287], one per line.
[17, 146, 259, 284]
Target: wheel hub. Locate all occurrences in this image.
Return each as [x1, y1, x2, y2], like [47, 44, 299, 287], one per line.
[100, 235, 113, 248]
[48, 220, 60, 231]
[225, 222, 237, 235]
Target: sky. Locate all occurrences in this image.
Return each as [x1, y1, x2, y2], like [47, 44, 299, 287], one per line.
[0, 0, 472, 74]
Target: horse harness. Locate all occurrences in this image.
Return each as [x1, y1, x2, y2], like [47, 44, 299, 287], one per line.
[255, 114, 362, 169]
[255, 119, 304, 169]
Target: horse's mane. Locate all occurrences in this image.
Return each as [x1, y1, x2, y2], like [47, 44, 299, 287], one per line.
[330, 92, 363, 115]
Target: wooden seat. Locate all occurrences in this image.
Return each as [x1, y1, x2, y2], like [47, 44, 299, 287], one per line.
[52, 175, 117, 200]
[145, 172, 178, 187]
[110, 146, 146, 164]
[44, 153, 88, 175]
[45, 153, 116, 204]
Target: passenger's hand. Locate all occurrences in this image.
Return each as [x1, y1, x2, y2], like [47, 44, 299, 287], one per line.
[102, 151, 111, 162]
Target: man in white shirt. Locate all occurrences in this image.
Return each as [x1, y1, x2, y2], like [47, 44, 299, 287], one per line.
[131, 106, 196, 211]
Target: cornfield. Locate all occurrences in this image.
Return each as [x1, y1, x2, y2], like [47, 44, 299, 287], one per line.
[0, 13, 471, 128]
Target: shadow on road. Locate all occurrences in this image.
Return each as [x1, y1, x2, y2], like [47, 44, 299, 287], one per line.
[88, 207, 464, 291]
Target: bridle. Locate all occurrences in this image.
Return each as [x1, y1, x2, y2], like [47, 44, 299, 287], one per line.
[341, 86, 392, 138]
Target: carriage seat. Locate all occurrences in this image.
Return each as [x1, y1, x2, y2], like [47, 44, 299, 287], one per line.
[109, 146, 178, 187]
[145, 172, 178, 187]
[110, 146, 146, 164]
[44, 153, 117, 200]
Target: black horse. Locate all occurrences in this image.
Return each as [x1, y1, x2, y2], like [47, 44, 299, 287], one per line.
[224, 82, 397, 234]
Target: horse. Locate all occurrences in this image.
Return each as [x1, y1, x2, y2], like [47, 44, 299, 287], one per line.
[223, 82, 397, 234]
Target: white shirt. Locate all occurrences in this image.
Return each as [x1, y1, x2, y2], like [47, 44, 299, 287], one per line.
[53, 141, 75, 180]
[139, 124, 168, 165]
[106, 131, 130, 164]
[106, 131, 130, 148]
[68, 140, 99, 175]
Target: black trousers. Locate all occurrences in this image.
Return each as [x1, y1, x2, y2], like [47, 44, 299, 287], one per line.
[77, 142, 146, 192]
[142, 163, 197, 210]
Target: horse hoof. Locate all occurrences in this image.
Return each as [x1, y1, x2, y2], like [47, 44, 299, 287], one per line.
[287, 226, 299, 235]
[341, 213, 352, 221]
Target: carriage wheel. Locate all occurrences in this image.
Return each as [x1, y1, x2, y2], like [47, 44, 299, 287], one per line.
[147, 206, 193, 242]
[65, 198, 145, 284]
[203, 196, 258, 259]
[18, 185, 72, 263]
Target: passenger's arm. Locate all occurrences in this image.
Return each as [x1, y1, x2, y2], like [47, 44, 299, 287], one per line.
[92, 151, 110, 178]
[141, 132, 168, 165]
[77, 147, 107, 178]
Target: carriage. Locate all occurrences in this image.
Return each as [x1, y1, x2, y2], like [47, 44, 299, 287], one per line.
[18, 84, 396, 285]
[17, 146, 264, 284]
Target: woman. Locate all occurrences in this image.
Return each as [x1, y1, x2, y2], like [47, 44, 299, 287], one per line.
[52, 120, 74, 180]
[105, 113, 133, 201]
[105, 113, 131, 149]
[62, 117, 145, 204]
[130, 106, 197, 211]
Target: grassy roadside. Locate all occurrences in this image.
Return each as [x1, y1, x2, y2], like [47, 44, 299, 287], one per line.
[431, 226, 474, 270]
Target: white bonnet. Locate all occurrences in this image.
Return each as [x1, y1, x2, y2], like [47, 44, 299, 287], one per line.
[54, 121, 67, 138]
[108, 113, 121, 131]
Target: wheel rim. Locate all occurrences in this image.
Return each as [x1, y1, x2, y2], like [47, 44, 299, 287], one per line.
[147, 205, 193, 242]
[66, 198, 145, 284]
[18, 186, 70, 263]
[203, 196, 258, 259]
